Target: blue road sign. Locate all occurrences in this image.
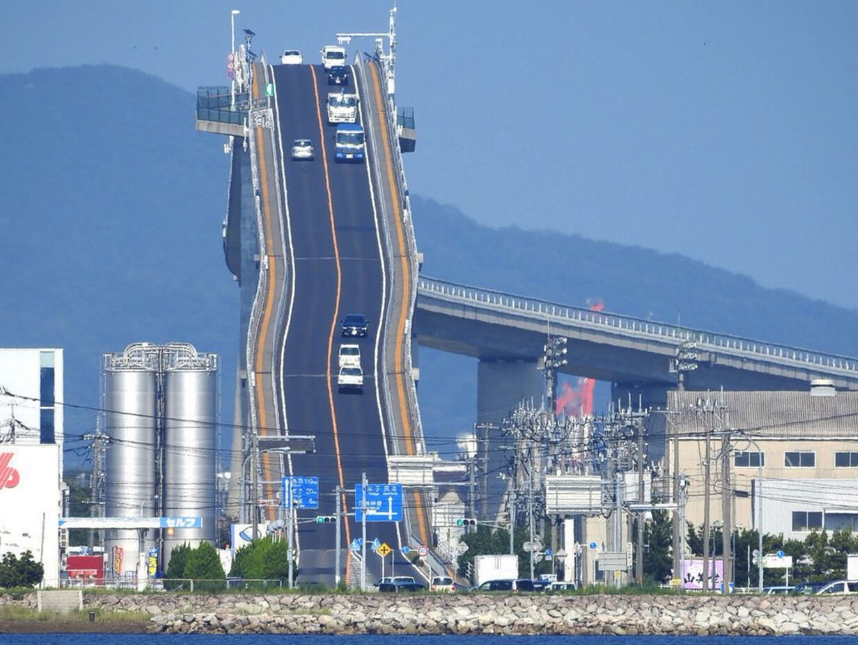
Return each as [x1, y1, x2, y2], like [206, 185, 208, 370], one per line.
[355, 483, 403, 522]
[281, 476, 319, 510]
[401, 546, 411, 555]
[350, 539, 361, 552]
[544, 548, 552, 556]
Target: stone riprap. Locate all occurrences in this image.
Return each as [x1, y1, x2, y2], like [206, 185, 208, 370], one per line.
[4, 592, 858, 635]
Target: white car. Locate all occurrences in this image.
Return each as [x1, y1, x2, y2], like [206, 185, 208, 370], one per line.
[290, 139, 314, 161]
[337, 366, 364, 393]
[338, 344, 361, 369]
[280, 50, 303, 65]
[816, 580, 858, 595]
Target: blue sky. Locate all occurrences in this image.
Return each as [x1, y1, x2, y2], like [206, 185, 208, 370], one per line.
[4, 1, 857, 310]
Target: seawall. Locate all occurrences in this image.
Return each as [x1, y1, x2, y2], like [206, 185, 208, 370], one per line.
[5, 592, 858, 635]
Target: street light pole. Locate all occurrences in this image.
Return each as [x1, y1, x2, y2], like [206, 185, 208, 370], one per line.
[138, 494, 158, 592]
[230, 9, 240, 110]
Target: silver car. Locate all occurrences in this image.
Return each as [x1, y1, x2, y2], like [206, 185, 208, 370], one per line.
[291, 139, 314, 161]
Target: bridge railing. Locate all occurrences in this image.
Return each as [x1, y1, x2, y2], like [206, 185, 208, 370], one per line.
[244, 64, 271, 518]
[357, 53, 426, 452]
[417, 277, 858, 376]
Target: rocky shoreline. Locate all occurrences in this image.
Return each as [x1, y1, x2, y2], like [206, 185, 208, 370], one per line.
[4, 592, 858, 635]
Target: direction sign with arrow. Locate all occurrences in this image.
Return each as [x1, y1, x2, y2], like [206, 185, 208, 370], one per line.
[355, 483, 403, 522]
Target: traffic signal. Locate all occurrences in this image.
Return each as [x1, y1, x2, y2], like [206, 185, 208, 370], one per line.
[456, 518, 477, 527]
[316, 515, 337, 524]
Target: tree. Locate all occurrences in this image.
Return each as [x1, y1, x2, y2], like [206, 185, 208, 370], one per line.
[165, 542, 191, 580]
[229, 536, 291, 581]
[164, 542, 225, 591]
[184, 541, 225, 580]
[0, 551, 44, 588]
[639, 510, 672, 584]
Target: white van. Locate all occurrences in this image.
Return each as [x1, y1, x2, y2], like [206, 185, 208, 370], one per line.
[321, 45, 347, 70]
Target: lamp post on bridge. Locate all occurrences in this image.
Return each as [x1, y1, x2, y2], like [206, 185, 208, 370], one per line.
[230, 9, 240, 110]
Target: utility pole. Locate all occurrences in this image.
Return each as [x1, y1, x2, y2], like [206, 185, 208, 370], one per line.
[679, 474, 688, 593]
[473, 422, 496, 520]
[528, 474, 535, 580]
[721, 421, 733, 592]
[635, 418, 645, 584]
[361, 472, 368, 592]
[702, 407, 712, 593]
[335, 485, 342, 588]
[85, 425, 108, 549]
[251, 430, 260, 540]
[508, 488, 516, 555]
[669, 341, 697, 585]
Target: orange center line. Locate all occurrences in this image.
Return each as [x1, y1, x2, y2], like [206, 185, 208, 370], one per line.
[310, 66, 353, 562]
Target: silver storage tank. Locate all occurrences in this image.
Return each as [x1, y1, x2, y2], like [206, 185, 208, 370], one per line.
[103, 344, 159, 579]
[162, 344, 218, 566]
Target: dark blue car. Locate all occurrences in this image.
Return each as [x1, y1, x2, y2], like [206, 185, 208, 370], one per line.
[341, 313, 369, 338]
[327, 65, 349, 86]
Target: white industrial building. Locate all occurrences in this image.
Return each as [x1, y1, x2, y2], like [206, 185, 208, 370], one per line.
[0, 348, 64, 587]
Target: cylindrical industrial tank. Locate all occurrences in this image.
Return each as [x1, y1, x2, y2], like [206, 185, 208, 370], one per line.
[162, 345, 218, 567]
[103, 345, 159, 579]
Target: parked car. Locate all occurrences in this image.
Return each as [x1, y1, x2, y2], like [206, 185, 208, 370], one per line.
[794, 582, 828, 595]
[547, 581, 577, 592]
[430, 576, 456, 592]
[764, 585, 796, 595]
[290, 139, 314, 161]
[374, 576, 414, 587]
[378, 577, 426, 593]
[816, 580, 858, 595]
[280, 50, 303, 65]
[476, 578, 537, 592]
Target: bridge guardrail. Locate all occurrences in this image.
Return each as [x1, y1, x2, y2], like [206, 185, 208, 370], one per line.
[417, 277, 858, 376]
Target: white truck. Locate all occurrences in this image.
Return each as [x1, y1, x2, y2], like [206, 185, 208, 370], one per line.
[337, 365, 364, 393]
[327, 90, 358, 124]
[338, 344, 361, 369]
[473, 554, 519, 588]
[321, 44, 347, 70]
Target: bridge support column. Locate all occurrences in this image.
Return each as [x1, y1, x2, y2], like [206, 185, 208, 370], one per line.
[477, 359, 543, 521]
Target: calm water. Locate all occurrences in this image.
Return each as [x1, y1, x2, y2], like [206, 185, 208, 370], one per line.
[2, 637, 857, 645]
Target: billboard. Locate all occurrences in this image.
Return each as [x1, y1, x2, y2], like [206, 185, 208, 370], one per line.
[0, 444, 61, 587]
[681, 558, 723, 590]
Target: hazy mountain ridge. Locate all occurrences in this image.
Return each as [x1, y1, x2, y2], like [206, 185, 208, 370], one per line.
[2, 65, 855, 460]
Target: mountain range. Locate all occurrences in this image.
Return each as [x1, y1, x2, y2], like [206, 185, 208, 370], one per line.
[2, 65, 856, 467]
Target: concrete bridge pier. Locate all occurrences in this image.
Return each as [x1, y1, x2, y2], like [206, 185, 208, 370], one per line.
[477, 359, 544, 521]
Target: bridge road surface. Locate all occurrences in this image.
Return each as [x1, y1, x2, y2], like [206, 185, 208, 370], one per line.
[271, 61, 406, 587]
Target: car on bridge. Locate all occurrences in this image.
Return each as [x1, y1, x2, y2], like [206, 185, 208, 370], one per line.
[321, 44, 347, 70]
[341, 313, 369, 337]
[327, 65, 349, 86]
[337, 366, 364, 393]
[338, 344, 361, 369]
[280, 50, 303, 65]
[290, 139, 314, 161]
